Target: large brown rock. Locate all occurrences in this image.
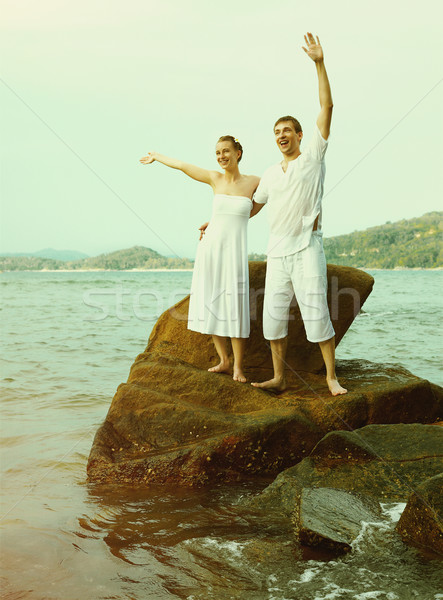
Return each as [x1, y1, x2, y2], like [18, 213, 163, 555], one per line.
[396, 474, 443, 556]
[249, 424, 443, 515]
[87, 355, 443, 485]
[87, 262, 442, 486]
[148, 262, 374, 373]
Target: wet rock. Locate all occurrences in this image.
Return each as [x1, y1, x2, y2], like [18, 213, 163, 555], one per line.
[249, 424, 443, 514]
[293, 487, 382, 553]
[87, 262, 442, 486]
[396, 474, 443, 556]
[87, 354, 443, 485]
[147, 262, 374, 373]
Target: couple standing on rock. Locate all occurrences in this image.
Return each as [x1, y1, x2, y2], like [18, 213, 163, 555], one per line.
[140, 33, 347, 397]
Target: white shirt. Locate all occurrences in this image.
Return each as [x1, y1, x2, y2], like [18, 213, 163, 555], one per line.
[254, 125, 328, 258]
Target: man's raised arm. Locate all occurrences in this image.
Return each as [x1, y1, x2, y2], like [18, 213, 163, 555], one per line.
[302, 33, 333, 140]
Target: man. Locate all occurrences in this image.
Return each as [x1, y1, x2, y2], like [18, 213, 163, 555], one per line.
[250, 32, 347, 396]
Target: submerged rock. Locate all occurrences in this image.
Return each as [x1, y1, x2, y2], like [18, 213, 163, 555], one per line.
[396, 474, 443, 556]
[293, 487, 382, 553]
[249, 424, 443, 514]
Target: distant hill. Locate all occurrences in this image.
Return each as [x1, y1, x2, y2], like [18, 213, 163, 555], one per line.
[68, 246, 193, 270]
[1, 213, 441, 271]
[323, 211, 442, 269]
[0, 246, 193, 271]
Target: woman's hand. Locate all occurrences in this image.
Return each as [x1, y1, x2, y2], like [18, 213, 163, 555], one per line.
[199, 222, 209, 240]
[140, 152, 156, 164]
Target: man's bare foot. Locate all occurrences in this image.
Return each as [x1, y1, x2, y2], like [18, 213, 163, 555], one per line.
[251, 377, 287, 392]
[327, 378, 347, 396]
[233, 367, 247, 383]
[208, 361, 230, 374]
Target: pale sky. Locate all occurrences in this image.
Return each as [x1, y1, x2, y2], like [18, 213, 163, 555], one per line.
[1, 0, 442, 259]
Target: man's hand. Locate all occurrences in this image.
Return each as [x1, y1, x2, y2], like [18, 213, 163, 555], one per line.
[302, 32, 324, 63]
[199, 222, 209, 241]
[139, 152, 156, 165]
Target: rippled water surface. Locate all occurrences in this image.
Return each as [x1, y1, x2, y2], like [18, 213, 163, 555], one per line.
[1, 270, 442, 599]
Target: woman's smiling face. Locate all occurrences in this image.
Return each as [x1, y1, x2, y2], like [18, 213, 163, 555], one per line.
[215, 141, 240, 169]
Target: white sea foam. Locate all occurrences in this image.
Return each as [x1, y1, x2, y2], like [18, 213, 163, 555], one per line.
[313, 582, 355, 599]
[380, 502, 407, 523]
[197, 537, 247, 557]
[353, 592, 399, 599]
[351, 519, 392, 553]
[299, 566, 321, 583]
[288, 561, 332, 588]
[357, 311, 395, 318]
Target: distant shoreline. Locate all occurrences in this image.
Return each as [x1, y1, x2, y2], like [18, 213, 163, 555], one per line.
[360, 267, 443, 272]
[1, 269, 195, 273]
[1, 267, 442, 274]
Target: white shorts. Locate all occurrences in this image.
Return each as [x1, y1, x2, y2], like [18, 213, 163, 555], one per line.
[263, 233, 335, 343]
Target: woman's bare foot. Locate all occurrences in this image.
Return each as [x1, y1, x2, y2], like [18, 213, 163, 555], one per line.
[251, 377, 287, 392]
[208, 360, 230, 374]
[327, 378, 347, 396]
[233, 367, 247, 383]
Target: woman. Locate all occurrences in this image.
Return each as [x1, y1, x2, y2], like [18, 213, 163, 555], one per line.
[140, 136, 260, 382]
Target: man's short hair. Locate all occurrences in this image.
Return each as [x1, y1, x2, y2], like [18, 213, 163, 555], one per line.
[274, 116, 303, 134]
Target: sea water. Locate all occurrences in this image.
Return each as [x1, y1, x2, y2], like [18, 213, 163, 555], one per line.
[0, 269, 442, 600]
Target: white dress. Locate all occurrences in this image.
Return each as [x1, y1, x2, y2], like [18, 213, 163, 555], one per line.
[188, 194, 252, 338]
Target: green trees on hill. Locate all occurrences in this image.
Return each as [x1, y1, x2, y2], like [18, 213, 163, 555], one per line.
[0, 256, 64, 271]
[323, 212, 442, 269]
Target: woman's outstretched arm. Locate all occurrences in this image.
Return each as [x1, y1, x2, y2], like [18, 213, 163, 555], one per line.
[140, 152, 217, 186]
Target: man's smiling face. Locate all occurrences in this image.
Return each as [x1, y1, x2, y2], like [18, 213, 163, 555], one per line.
[274, 121, 303, 157]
